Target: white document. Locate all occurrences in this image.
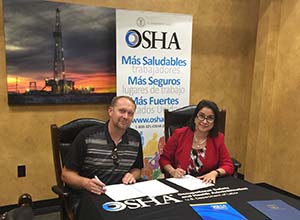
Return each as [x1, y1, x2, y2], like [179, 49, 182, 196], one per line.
[105, 179, 178, 201]
[132, 179, 178, 198]
[104, 184, 145, 201]
[166, 175, 214, 191]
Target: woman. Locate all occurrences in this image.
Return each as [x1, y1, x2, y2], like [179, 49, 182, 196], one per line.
[159, 99, 234, 184]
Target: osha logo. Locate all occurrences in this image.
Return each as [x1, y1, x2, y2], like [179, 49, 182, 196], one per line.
[102, 195, 183, 212]
[125, 29, 181, 50]
[102, 201, 126, 212]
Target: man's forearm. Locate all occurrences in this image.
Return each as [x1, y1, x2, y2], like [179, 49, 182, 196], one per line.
[61, 167, 89, 190]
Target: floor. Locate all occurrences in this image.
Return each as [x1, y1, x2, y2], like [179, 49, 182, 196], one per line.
[33, 204, 61, 220]
[34, 212, 60, 220]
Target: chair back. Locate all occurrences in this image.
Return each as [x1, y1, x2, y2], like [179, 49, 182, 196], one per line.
[164, 105, 226, 142]
[50, 118, 105, 220]
[51, 118, 106, 187]
[4, 206, 34, 220]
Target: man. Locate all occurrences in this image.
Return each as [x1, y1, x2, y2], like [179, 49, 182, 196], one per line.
[62, 96, 143, 210]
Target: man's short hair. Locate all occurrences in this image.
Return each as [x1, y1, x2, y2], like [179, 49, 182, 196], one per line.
[110, 96, 136, 109]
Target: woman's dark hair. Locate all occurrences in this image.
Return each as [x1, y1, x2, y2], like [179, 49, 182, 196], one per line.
[188, 99, 220, 137]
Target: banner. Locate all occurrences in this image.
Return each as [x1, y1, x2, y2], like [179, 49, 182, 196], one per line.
[116, 9, 193, 179]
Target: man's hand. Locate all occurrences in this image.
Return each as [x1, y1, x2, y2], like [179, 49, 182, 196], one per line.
[84, 177, 106, 195]
[122, 172, 136, 184]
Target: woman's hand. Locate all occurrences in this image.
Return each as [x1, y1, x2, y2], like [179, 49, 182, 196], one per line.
[170, 168, 186, 178]
[198, 170, 218, 184]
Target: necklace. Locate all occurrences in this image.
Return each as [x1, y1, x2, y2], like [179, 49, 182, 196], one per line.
[192, 135, 207, 158]
[193, 135, 207, 150]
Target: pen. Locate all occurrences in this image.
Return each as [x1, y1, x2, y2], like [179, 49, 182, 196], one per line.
[94, 175, 101, 183]
[175, 162, 186, 178]
[94, 175, 106, 191]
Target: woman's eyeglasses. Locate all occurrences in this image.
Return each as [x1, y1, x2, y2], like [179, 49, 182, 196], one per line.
[196, 113, 215, 123]
[111, 147, 119, 166]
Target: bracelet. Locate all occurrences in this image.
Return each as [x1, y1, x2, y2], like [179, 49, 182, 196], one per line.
[215, 169, 221, 177]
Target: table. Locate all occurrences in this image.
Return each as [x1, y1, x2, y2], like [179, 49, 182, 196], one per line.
[75, 176, 300, 220]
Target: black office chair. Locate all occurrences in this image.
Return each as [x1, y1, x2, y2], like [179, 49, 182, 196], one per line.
[1, 207, 34, 220]
[164, 105, 241, 178]
[50, 118, 106, 220]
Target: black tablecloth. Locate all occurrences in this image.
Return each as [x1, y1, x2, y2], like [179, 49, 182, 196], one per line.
[75, 176, 300, 220]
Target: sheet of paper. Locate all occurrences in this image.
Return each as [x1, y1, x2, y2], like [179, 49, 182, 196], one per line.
[132, 179, 178, 197]
[104, 183, 145, 201]
[166, 175, 214, 191]
[105, 179, 178, 201]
